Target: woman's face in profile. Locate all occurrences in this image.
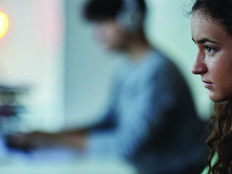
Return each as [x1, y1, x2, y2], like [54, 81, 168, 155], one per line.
[191, 11, 232, 102]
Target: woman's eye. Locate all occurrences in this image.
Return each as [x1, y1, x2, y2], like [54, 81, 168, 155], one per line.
[204, 45, 216, 55]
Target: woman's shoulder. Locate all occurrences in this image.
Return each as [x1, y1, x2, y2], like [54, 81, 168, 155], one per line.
[201, 154, 218, 174]
[201, 167, 209, 174]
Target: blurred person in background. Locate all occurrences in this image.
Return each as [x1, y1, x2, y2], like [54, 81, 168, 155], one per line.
[7, 0, 206, 173]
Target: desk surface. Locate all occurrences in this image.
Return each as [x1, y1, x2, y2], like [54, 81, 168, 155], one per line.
[0, 147, 137, 174]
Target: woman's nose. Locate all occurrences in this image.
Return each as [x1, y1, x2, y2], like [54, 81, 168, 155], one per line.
[191, 52, 207, 75]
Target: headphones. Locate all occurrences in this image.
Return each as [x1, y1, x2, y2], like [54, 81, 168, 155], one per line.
[116, 0, 144, 33]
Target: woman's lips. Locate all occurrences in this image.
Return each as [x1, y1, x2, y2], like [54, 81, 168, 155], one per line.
[203, 81, 213, 88]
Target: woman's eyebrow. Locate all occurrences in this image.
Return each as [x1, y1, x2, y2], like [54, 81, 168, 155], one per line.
[193, 38, 219, 44]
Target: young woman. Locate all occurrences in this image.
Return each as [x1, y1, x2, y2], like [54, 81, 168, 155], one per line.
[191, 0, 232, 173]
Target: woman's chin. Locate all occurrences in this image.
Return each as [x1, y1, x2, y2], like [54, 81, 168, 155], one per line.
[209, 93, 230, 103]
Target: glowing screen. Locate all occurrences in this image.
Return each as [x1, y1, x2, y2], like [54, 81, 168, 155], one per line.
[0, 12, 9, 39]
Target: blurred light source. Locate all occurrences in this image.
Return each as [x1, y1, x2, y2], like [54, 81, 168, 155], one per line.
[0, 11, 9, 39]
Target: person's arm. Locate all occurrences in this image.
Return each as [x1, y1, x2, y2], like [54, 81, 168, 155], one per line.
[6, 72, 122, 151]
[5, 129, 88, 150]
[85, 64, 178, 159]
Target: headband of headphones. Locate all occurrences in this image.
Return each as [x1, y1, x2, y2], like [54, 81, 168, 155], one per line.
[116, 0, 144, 33]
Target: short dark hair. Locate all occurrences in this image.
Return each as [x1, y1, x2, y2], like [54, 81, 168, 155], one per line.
[83, 0, 146, 22]
[191, 0, 232, 35]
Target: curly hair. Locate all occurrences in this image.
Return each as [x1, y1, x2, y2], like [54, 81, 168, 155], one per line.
[207, 101, 232, 174]
[191, 0, 232, 173]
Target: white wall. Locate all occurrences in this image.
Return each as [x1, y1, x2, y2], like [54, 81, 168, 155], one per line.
[0, 0, 65, 131]
[64, 0, 124, 127]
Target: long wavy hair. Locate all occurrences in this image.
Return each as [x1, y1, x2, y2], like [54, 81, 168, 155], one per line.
[207, 101, 232, 173]
[191, 0, 232, 173]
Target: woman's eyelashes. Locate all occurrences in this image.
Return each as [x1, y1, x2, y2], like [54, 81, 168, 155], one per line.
[204, 45, 217, 55]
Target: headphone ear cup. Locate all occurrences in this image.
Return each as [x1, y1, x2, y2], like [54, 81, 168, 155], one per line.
[117, 0, 143, 32]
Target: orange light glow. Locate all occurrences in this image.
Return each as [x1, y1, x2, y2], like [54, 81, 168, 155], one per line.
[0, 12, 9, 39]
